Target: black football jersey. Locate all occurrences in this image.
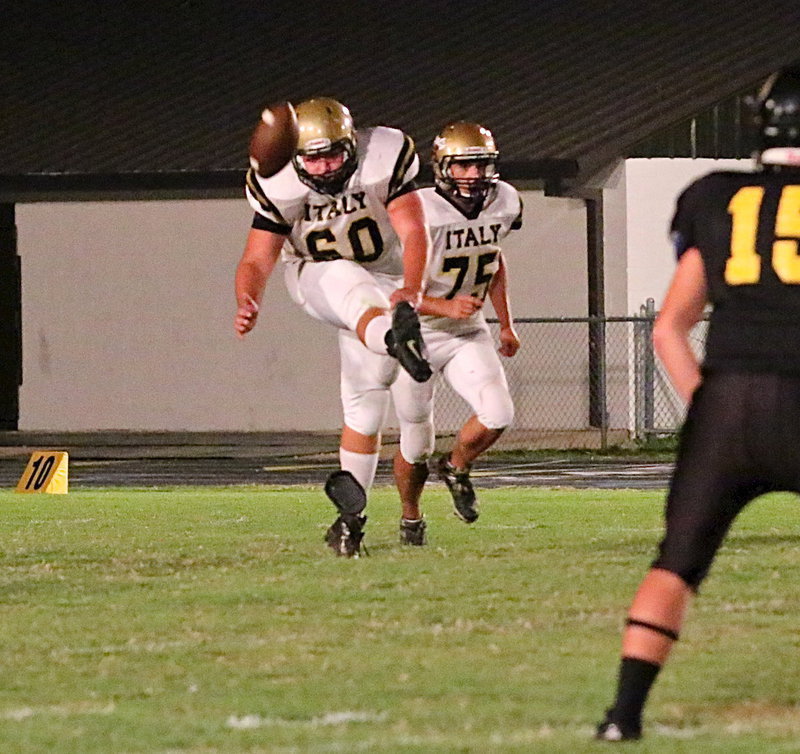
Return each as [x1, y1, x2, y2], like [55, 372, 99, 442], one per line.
[671, 169, 800, 373]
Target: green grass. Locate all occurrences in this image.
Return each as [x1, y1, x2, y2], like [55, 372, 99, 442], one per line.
[1, 485, 799, 752]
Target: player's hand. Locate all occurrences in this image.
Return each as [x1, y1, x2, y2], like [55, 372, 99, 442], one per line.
[498, 326, 520, 357]
[443, 295, 484, 319]
[235, 294, 259, 338]
[390, 286, 422, 309]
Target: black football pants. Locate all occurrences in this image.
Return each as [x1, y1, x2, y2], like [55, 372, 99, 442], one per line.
[653, 371, 800, 588]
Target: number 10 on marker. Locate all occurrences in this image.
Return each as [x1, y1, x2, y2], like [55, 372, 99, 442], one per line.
[15, 451, 69, 494]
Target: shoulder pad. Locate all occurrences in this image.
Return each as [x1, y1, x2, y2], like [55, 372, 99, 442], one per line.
[358, 126, 420, 199]
[248, 161, 307, 202]
[245, 165, 307, 230]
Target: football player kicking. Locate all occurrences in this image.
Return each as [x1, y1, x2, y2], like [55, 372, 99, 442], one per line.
[234, 97, 432, 558]
[596, 66, 800, 741]
[390, 122, 523, 545]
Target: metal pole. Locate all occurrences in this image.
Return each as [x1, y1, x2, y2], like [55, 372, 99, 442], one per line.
[596, 317, 609, 450]
[643, 298, 656, 438]
[585, 193, 608, 449]
[634, 306, 645, 441]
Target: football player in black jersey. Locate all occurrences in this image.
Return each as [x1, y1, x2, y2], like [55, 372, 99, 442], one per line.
[597, 67, 800, 741]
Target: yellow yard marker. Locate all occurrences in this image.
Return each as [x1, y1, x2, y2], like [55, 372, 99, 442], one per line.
[15, 451, 69, 494]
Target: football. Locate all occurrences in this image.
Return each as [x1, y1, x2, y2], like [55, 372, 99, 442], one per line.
[248, 101, 299, 177]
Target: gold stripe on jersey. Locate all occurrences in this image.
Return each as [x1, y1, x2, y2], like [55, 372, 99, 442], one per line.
[245, 168, 291, 229]
[510, 195, 523, 230]
[388, 179, 419, 204]
[387, 134, 416, 201]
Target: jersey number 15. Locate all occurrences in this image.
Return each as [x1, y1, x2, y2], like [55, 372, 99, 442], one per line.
[726, 185, 800, 284]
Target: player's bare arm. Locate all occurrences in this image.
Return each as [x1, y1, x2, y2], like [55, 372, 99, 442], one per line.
[234, 228, 284, 337]
[386, 190, 430, 308]
[417, 294, 483, 319]
[488, 253, 520, 357]
[652, 246, 707, 402]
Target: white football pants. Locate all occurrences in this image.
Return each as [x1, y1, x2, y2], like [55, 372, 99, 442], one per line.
[338, 329, 399, 436]
[392, 326, 514, 463]
[283, 258, 398, 332]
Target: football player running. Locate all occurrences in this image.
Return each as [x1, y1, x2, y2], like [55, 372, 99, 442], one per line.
[390, 122, 522, 545]
[235, 98, 432, 557]
[596, 67, 800, 741]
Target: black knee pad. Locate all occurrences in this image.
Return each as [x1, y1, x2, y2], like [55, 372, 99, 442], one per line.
[324, 470, 367, 516]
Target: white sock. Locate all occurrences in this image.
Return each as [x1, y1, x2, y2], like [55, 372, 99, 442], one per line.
[363, 314, 392, 355]
[339, 448, 380, 491]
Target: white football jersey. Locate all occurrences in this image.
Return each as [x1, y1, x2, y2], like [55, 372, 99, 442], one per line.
[420, 181, 522, 332]
[245, 126, 419, 278]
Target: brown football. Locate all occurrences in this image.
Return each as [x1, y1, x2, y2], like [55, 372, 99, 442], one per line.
[248, 101, 299, 177]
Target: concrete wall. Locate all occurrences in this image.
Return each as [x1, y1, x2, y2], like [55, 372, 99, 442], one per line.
[17, 191, 587, 431]
[624, 157, 750, 312]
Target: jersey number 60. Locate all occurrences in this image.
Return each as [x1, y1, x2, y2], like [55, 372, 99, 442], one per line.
[305, 217, 384, 262]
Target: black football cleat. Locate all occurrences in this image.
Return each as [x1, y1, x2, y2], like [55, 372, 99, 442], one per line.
[385, 302, 432, 383]
[399, 518, 427, 546]
[436, 455, 479, 523]
[594, 710, 642, 742]
[325, 514, 367, 558]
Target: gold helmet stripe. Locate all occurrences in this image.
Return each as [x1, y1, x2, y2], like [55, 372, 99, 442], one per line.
[388, 134, 417, 200]
[245, 168, 291, 228]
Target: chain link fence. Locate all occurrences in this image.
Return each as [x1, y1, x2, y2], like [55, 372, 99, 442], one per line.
[428, 301, 708, 451]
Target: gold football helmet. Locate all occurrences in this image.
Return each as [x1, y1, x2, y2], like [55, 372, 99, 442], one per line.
[432, 122, 499, 211]
[292, 97, 358, 194]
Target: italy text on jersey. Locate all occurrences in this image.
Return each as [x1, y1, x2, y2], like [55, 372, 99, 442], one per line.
[245, 126, 419, 276]
[421, 181, 522, 304]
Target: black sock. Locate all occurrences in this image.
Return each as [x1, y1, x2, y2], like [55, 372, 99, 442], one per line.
[611, 656, 661, 729]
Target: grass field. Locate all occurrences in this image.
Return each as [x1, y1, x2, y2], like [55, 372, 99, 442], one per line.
[1, 484, 800, 753]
